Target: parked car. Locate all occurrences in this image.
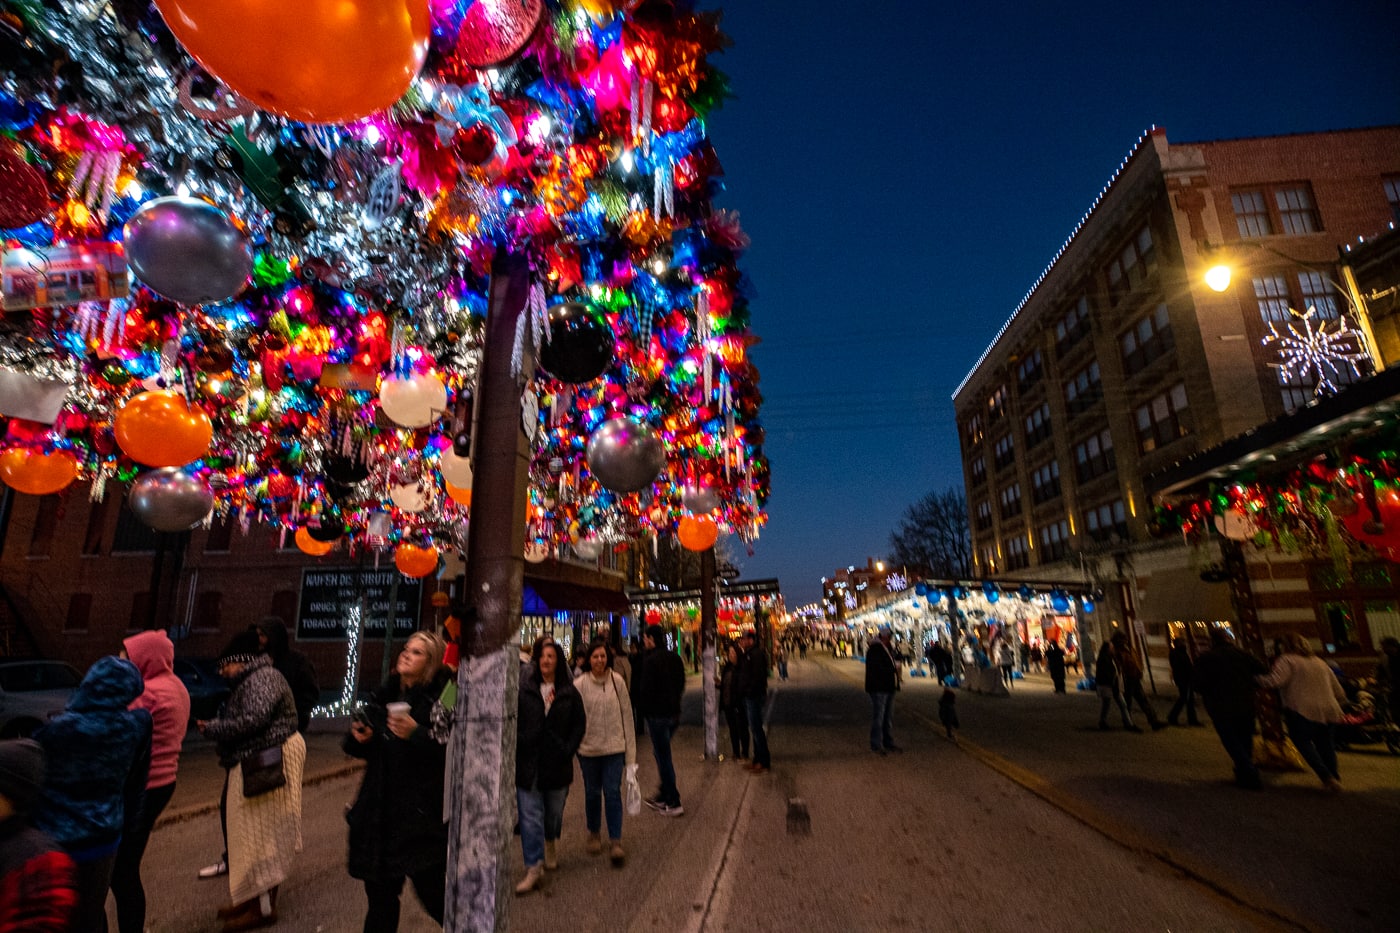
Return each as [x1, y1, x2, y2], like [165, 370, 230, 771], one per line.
[0, 659, 82, 738]
[174, 657, 231, 723]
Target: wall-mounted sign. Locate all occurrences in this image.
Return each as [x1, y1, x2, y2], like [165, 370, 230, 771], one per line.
[295, 568, 422, 641]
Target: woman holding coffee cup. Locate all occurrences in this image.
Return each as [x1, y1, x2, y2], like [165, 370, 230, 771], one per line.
[343, 631, 449, 932]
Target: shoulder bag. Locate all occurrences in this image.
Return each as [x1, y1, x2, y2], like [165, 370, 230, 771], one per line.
[240, 744, 286, 797]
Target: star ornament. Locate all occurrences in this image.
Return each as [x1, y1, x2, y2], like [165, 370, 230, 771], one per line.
[1263, 305, 1370, 397]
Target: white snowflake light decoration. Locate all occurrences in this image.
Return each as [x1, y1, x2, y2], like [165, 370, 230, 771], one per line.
[1263, 305, 1370, 397]
[885, 572, 908, 593]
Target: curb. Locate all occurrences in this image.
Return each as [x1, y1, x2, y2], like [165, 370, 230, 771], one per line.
[154, 759, 366, 830]
[820, 658, 1318, 933]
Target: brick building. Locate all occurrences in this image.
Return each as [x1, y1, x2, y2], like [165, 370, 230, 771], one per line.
[953, 125, 1400, 669]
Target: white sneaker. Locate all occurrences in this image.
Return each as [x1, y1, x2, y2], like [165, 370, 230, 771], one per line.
[197, 859, 228, 880]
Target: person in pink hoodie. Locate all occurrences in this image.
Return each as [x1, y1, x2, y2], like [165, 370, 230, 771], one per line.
[112, 630, 190, 933]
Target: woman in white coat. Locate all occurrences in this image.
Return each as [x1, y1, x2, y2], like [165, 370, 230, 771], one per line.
[1257, 632, 1346, 790]
[573, 637, 637, 866]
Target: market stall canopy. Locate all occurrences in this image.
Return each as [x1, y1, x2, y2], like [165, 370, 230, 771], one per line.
[523, 578, 630, 615]
[1146, 364, 1400, 503]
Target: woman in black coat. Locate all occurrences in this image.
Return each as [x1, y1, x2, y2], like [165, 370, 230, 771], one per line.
[344, 632, 449, 932]
[514, 641, 585, 895]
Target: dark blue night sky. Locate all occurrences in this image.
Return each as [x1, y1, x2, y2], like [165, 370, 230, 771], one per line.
[702, 0, 1400, 605]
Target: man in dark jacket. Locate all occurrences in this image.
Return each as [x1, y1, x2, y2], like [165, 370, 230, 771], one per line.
[0, 739, 76, 933]
[32, 658, 151, 933]
[1045, 640, 1067, 693]
[1194, 627, 1267, 789]
[1166, 637, 1201, 726]
[865, 626, 901, 755]
[255, 619, 320, 733]
[736, 631, 770, 773]
[638, 625, 686, 816]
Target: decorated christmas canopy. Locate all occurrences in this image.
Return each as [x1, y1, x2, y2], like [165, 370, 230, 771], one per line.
[1146, 364, 1400, 561]
[0, 0, 767, 560]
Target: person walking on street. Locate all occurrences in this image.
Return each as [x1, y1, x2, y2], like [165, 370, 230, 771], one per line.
[514, 642, 585, 895]
[1114, 632, 1167, 731]
[197, 630, 305, 931]
[1256, 632, 1347, 791]
[938, 687, 959, 742]
[996, 637, 1016, 688]
[638, 625, 686, 817]
[1045, 640, 1067, 694]
[737, 630, 771, 774]
[719, 644, 749, 761]
[343, 632, 450, 931]
[1166, 637, 1201, 727]
[1194, 627, 1266, 789]
[0, 739, 76, 932]
[1096, 641, 1136, 731]
[574, 638, 637, 867]
[255, 619, 320, 735]
[32, 657, 151, 933]
[112, 631, 190, 933]
[865, 625, 902, 754]
[775, 645, 789, 682]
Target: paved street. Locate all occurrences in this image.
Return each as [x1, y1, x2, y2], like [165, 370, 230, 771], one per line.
[115, 656, 1398, 932]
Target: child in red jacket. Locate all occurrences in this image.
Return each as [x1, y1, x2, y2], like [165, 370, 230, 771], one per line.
[0, 739, 76, 933]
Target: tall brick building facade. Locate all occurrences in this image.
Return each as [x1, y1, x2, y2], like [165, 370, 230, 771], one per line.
[953, 125, 1400, 668]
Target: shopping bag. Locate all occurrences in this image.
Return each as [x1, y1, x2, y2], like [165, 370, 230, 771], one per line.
[624, 763, 641, 815]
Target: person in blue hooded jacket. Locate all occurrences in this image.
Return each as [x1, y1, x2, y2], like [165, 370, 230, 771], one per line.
[32, 656, 152, 933]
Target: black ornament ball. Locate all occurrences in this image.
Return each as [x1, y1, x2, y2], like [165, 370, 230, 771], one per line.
[538, 301, 615, 384]
[307, 513, 346, 542]
[323, 453, 371, 486]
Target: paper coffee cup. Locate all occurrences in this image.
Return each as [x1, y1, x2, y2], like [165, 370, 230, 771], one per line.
[386, 701, 411, 718]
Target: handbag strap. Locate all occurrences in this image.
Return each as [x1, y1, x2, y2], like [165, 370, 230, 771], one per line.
[611, 672, 628, 733]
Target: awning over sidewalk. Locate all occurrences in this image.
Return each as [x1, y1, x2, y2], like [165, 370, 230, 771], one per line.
[523, 578, 631, 615]
[1133, 566, 1233, 624]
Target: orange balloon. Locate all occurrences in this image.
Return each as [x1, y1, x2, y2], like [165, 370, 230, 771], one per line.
[445, 481, 472, 507]
[295, 527, 334, 557]
[395, 543, 439, 579]
[678, 514, 718, 552]
[0, 448, 79, 496]
[115, 390, 214, 467]
[155, 0, 431, 124]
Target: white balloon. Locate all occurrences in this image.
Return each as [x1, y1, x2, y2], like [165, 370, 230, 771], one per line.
[379, 370, 447, 428]
[440, 450, 473, 488]
[390, 483, 428, 513]
[1214, 511, 1256, 541]
[367, 512, 393, 538]
[573, 535, 604, 560]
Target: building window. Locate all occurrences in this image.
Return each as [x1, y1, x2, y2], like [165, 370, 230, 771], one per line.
[987, 384, 1008, 422]
[1005, 535, 1030, 571]
[1084, 499, 1128, 544]
[65, 593, 93, 633]
[1275, 185, 1320, 235]
[1064, 360, 1102, 416]
[1023, 402, 1052, 450]
[965, 413, 984, 446]
[1385, 176, 1400, 225]
[1232, 190, 1274, 237]
[993, 434, 1015, 472]
[1074, 428, 1115, 483]
[1254, 272, 1357, 412]
[1135, 383, 1191, 454]
[205, 515, 235, 553]
[1106, 225, 1156, 301]
[129, 591, 152, 630]
[1039, 520, 1071, 562]
[1031, 460, 1061, 505]
[28, 497, 61, 558]
[999, 482, 1023, 520]
[82, 499, 113, 556]
[1120, 304, 1175, 376]
[112, 499, 159, 553]
[1297, 271, 1340, 320]
[1016, 349, 1044, 391]
[975, 500, 993, 531]
[1054, 297, 1091, 356]
[978, 545, 998, 575]
[970, 455, 987, 488]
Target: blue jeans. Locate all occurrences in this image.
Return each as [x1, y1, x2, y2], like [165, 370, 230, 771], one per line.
[578, 753, 625, 840]
[869, 692, 895, 750]
[646, 717, 680, 806]
[1284, 709, 1339, 783]
[745, 696, 770, 767]
[516, 783, 568, 868]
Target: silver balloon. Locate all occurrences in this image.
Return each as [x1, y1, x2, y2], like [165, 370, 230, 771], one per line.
[586, 417, 666, 494]
[124, 197, 253, 305]
[130, 468, 214, 531]
[682, 486, 721, 514]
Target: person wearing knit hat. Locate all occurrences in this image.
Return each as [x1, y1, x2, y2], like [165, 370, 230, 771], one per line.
[0, 739, 77, 931]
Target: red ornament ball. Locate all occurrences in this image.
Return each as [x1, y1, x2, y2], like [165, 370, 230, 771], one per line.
[455, 122, 498, 166]
[0, 145, 50, 230]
